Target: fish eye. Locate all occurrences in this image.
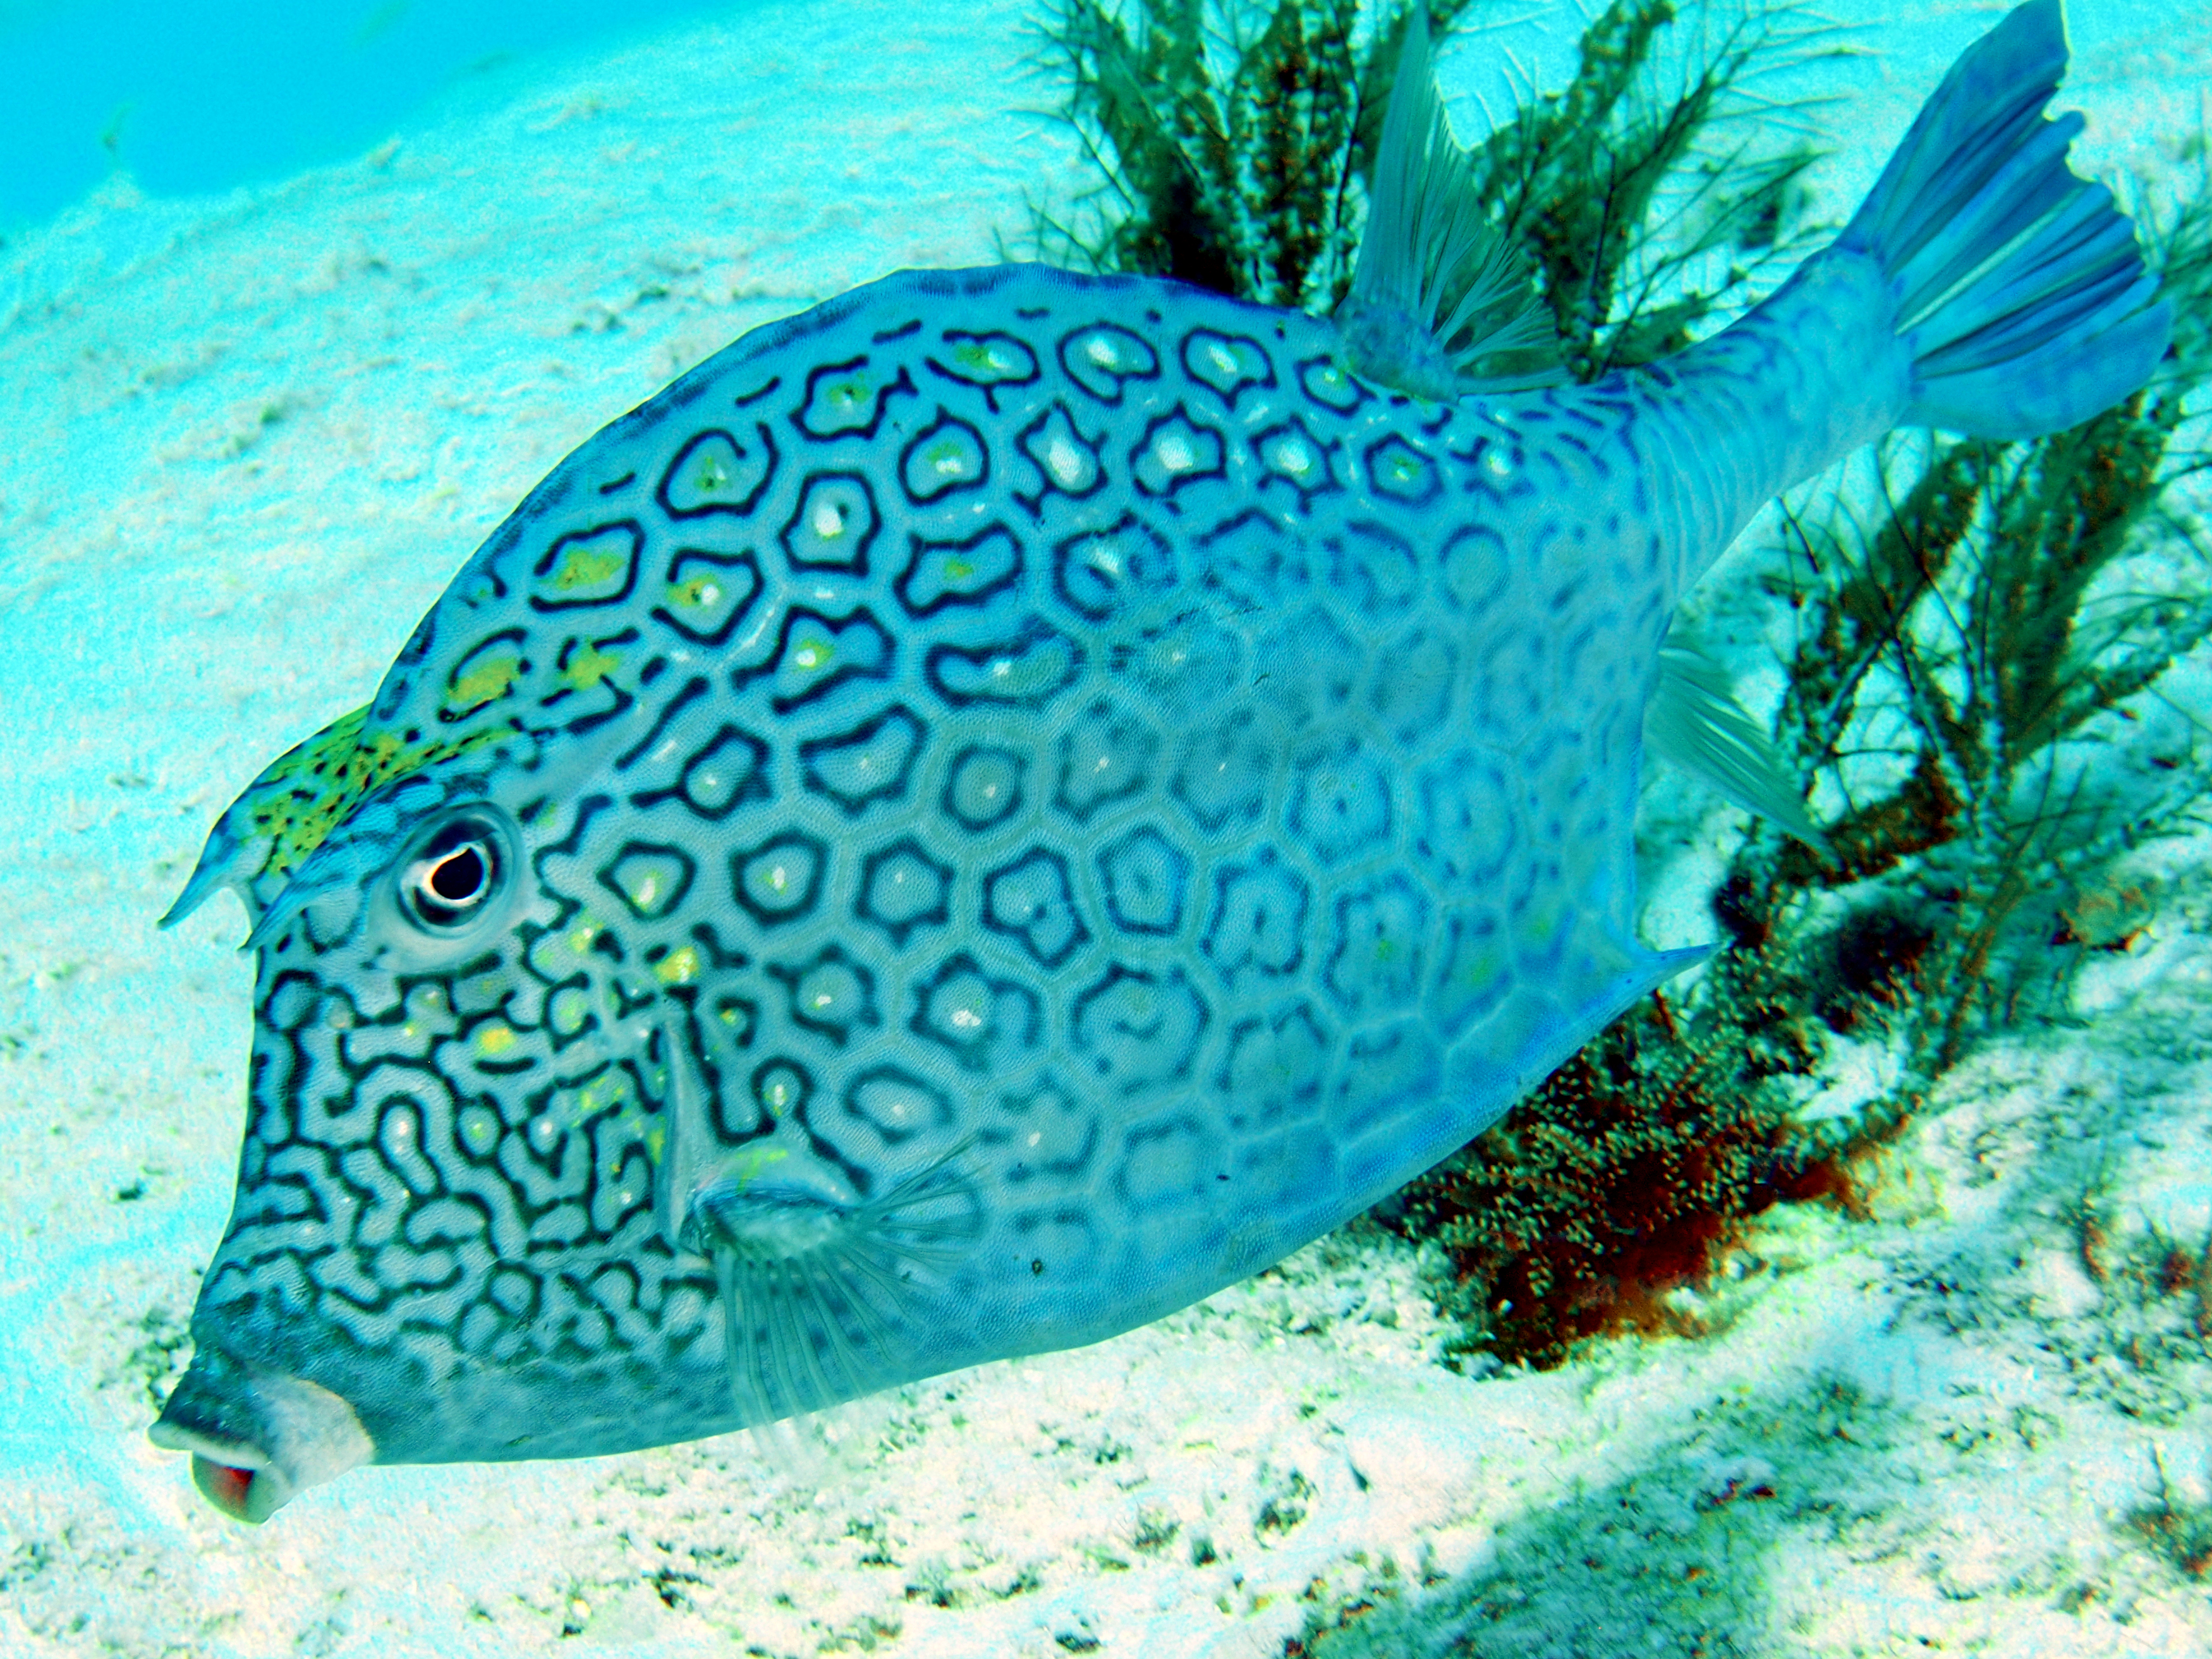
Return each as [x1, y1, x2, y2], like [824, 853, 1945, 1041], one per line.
[399, 815, 507, 933]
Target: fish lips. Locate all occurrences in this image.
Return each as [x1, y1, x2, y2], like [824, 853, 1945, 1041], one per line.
[149, 1347, 374, 1524]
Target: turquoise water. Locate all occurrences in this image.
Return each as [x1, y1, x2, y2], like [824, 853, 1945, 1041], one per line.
[0, 0, 753, 231]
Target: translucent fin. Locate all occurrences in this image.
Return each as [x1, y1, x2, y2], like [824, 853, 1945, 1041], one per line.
[689, 1141, 982, 1430]
[652, 1011, 718, 1251]
[1838, 0, 2169, 437]
[160, 704, 371, 930]
[746, 1412, 828, 1485]
[1336, 5, 1563, 399]
[1644, 636, 1826, 848]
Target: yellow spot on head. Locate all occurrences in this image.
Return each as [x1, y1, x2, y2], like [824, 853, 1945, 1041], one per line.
[448, 654, 521, 712]
[547, 542, 624, 592]
[656, 945, 700, 986]
[477, 1023, 518, 1055]
[562, 642, 621, 691]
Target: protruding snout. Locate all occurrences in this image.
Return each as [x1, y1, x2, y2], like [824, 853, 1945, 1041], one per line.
[149, 1347, 373, 1523]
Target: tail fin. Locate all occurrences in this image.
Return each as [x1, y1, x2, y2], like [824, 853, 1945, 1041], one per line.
[1838, 0, 2169, 439]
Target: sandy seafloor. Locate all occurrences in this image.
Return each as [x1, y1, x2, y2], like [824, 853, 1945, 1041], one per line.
[9, 0, 2212, 1653]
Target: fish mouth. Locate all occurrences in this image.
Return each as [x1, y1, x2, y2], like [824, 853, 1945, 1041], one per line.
[148, 1348, 374, 1524]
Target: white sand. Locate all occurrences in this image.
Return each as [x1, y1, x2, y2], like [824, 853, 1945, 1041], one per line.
[6, 0, 2212, 1653]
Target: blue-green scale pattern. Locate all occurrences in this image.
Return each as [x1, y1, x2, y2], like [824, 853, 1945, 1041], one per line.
[204, 264, 1675, 1464]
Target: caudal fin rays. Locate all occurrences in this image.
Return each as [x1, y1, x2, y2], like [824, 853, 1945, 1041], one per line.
[1838, 0, 2170, 437]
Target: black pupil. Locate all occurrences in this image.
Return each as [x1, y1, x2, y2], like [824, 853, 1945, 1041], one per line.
[428, 844, 487, 903]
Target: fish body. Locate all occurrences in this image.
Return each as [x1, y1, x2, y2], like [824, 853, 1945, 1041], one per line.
[150, 0, 2168, 1519]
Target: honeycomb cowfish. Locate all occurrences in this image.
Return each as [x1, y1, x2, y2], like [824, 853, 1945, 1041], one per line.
[151, 0, 2167, 1521]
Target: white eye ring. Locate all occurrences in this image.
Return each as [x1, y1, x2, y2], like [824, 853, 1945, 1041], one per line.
[399, 814, 509, 933]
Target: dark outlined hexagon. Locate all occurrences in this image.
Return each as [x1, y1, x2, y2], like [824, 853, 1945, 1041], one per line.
[942, 744, 1026, 833]
[856, 837, 952, 948]
[1200, 846, 1309, 986]
[1016, 403, 1104, 508]
[730, 831, 827, 926]
[1130, 407, 1226, 499]
[841, 1066, 952, 1146]
[983, 847, 1090, 969]
[1287, 738, 1393, 867]
[780, 472, 880, 573]
[797, 357, 915, 440]
[599, 841, 696, 921]
[899, 409, 991, 504]
[909, 951, 1043, 1074]
[1054, 513, 1176, 623]
[658, 425, 775, 518]
[799, 704, 926, 817]
[1054, 698, 1159, 823]
[1069, 963, 1207, 1099]
[1180, 329, 1276, 406]
[734, 606, 894, 715]
[529, 521, 641, 612]
[1364, 434, 1440, 506]
[1324, 872, 1430, 1018]
[926, 618, 1080, 710]
[651, 547, 763, 647]
[928, 331, 1041, 402]
[1059, 322, 1160, 404]
[767, 945, 880, 1045]
[640, 723, 770, 822]
[1097, 824, 1188, 936]
[896, 525, 1023, 617]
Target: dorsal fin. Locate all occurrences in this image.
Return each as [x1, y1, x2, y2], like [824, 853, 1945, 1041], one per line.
[162, 700, 524, 933]
[1336, 5, 1562, 399]
[159, 704, 373, 930]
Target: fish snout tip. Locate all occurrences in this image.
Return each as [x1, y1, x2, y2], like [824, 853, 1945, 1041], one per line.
[149, 1355, 374, 1523]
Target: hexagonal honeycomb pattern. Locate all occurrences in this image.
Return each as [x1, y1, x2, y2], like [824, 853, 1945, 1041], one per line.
[194, 260, 1671, 1467]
